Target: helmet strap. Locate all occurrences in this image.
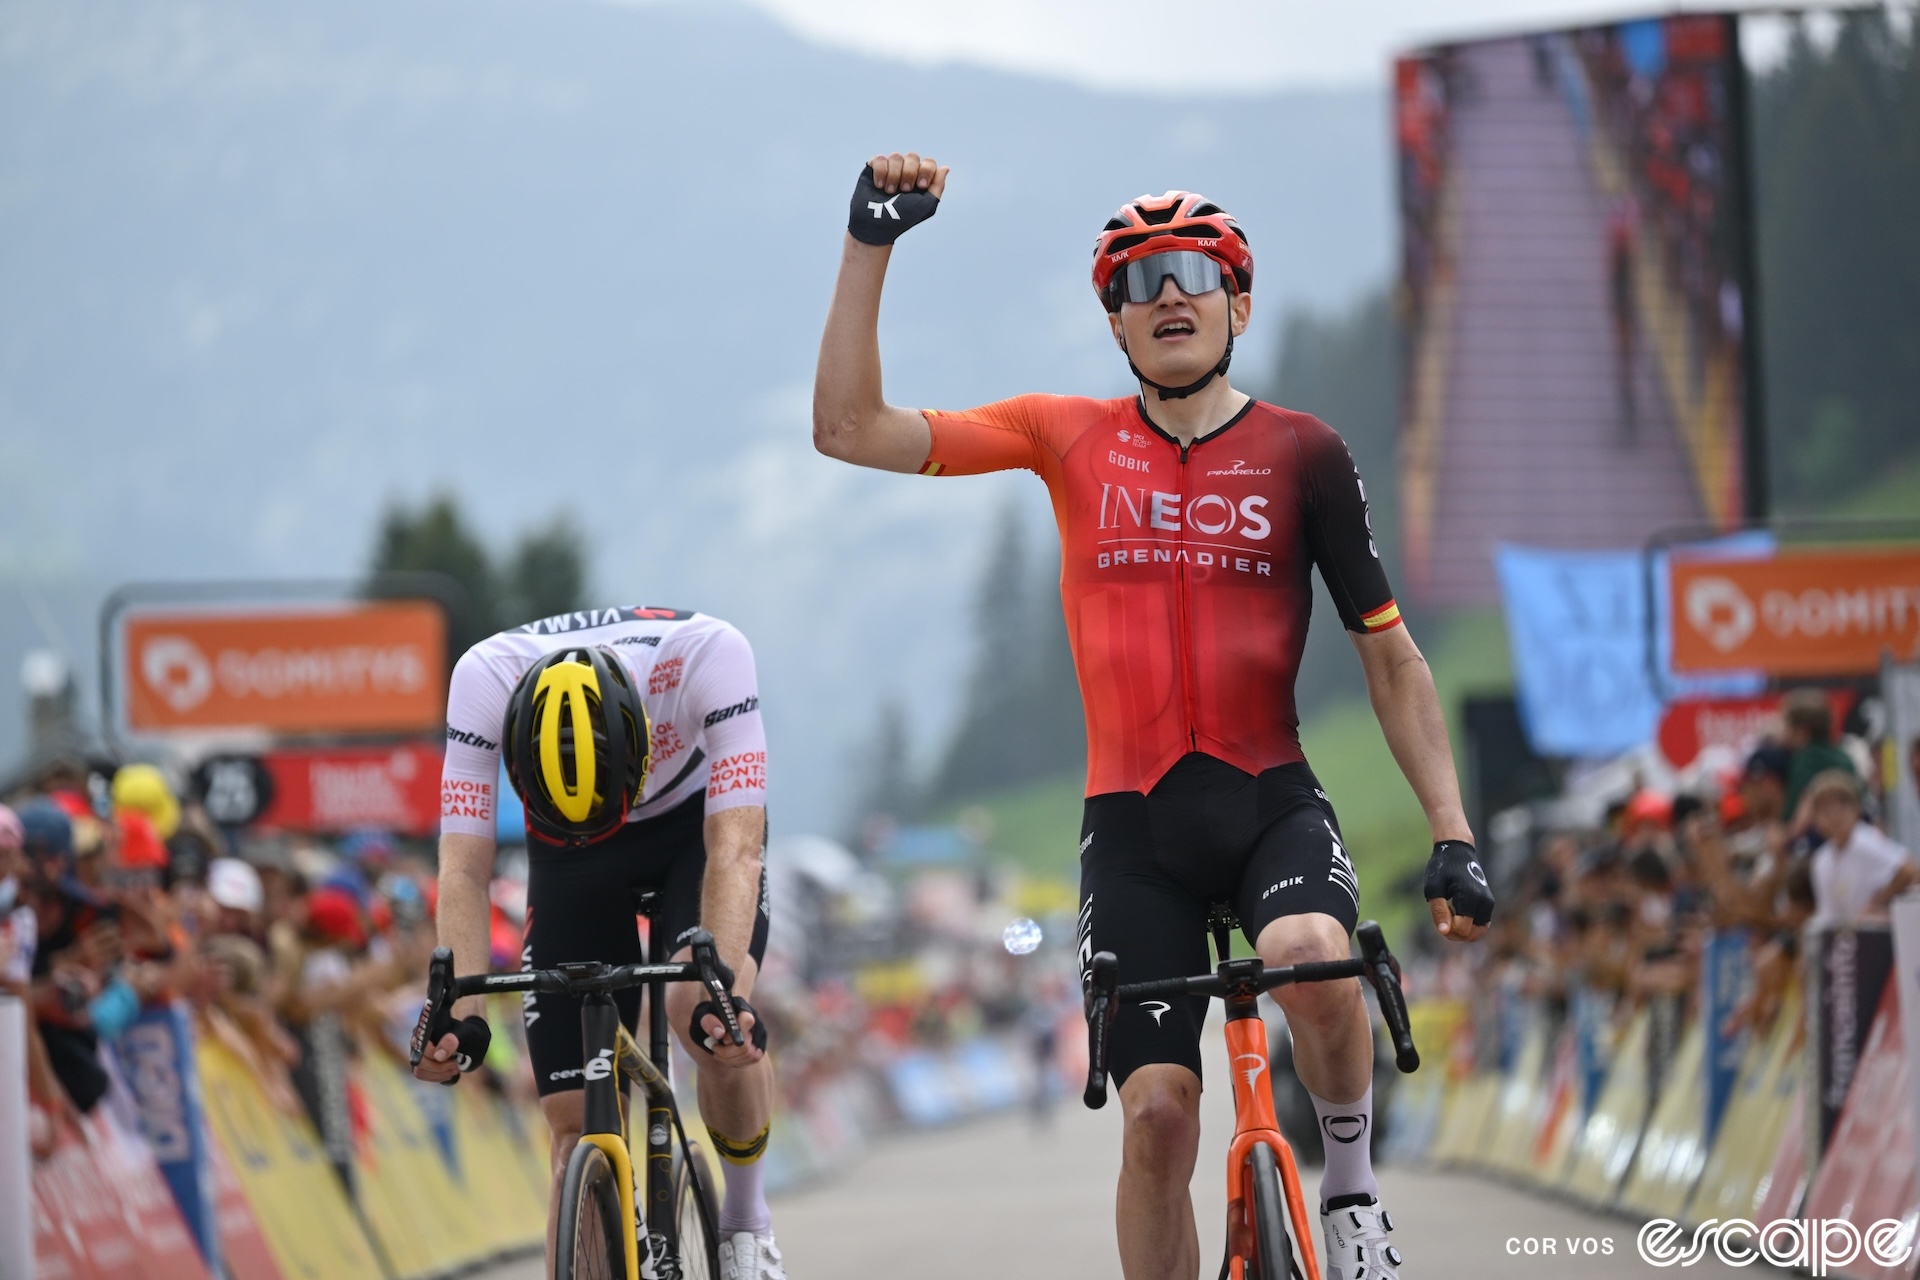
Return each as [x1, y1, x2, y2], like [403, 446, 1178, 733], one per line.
[1125, 327, 1234, 402]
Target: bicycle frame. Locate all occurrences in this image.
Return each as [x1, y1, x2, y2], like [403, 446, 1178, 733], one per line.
[421, 910, 743, 1280]
[1083, 918, 1418, 1280]
[1221, 999, 1319, 1280]
[571, 901, 704, 1277]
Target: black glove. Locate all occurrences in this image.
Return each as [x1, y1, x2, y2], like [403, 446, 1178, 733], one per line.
[1423, 840, 1495, 928]
[848, 164, 939, 245]
[688, 995, 769, 1056]
[409, 1001, 492, 1085]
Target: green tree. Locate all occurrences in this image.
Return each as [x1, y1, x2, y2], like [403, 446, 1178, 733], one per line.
[500, 514, 590, 628]
[365, 495, 592, 660]
[1754, 11, 1920, 509]
[367, 493, 497, 660]
[920, 499, 1086, 808]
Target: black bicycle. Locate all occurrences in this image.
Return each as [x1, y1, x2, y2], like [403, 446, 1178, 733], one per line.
[417, 892, 747, 1280]
[1083, 915, 1419, 1280]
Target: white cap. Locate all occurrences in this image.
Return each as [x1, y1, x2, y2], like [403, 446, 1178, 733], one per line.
[208, 857, 264, 914]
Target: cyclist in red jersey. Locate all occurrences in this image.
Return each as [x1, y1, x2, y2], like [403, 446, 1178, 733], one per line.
[813, 153, 1494, 1280]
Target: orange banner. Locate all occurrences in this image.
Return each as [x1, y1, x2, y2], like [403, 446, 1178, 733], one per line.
[123, 602, 446, 734]
[1670, 548, 1920, 676]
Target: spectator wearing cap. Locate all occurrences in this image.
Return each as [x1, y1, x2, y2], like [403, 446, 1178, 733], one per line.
[17, 799, 122, 1116]
[1782, 690, 1856, 820]
[1740, 743, 1793, 826]
[206, 857, 265, 942]
[1806, 769, 1917, 926]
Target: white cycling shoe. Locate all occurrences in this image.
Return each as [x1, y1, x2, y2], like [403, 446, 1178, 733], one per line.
[719, 1229, 788, 1280]
[1321, 1194, 1401, 1280]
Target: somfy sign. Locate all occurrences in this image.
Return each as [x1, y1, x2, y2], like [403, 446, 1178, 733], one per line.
[123, 602, 446, 734]
[1669, 548, 1920, 677]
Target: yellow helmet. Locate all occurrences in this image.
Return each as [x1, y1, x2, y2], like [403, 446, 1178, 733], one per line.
[502, 646, 650, 847]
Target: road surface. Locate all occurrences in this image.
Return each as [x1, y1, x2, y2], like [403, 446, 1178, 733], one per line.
[482, 1022, 1775, 1279]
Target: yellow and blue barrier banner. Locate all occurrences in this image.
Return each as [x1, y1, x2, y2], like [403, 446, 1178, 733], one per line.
[112, 1002, 221, 1274]
[1699, 927, 1749, 1144]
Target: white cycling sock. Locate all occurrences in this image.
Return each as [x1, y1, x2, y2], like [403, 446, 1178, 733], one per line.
[1310, 1084, 1378, 1208]
[719, 1156, 770, 1235]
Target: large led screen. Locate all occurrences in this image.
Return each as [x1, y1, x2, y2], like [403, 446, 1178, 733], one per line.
[1397, 14, 1754, 606]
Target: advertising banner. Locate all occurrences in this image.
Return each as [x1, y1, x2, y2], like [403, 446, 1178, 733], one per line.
[1698, 928, 1748, 1144]
[1806, 924, 1894, 1157]
[121, 601, 446, 735]
[1398, 14, 1752, 605]
[112, 1003, 220, 1274]
[1669, 547, 1920, 676]
[1494, 545, 1661, 755]
[1657, 690, 1856, 770]
[254, 742, 443, 836]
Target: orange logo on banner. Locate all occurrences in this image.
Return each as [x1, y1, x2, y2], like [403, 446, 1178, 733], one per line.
[1670, 548, 1920, 676]
[123, 602, 446, 734]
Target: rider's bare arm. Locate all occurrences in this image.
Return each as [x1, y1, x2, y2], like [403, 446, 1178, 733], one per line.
[812, 151, 948, 472]
[413, 829, 497, 1081]
[698, 805, 766, 989]
[1350, 626, 1484, 942]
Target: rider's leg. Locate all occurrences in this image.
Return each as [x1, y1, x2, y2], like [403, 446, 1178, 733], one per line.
[1257, 911, 1377, 1204]
[1080, 778, 1216, 1280]
[1117, 1064, 1204, 1280]
[666, 951, 777, 1233]
[1238, 792, 1373, 1208]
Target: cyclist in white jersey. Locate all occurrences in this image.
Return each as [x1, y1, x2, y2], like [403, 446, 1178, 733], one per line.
[412, 605, 787, 1280]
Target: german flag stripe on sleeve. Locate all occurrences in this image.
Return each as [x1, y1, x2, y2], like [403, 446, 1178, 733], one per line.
[919, 460, 943, 476]
[1360, 600, 1403, 632]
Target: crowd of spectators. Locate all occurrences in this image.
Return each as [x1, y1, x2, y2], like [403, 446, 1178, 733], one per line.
[0, 759, 481, 1168]
[1463, 689, 1918, 1077]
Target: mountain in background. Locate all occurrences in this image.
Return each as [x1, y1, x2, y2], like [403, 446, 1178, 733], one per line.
[0, 0, 1392, 829]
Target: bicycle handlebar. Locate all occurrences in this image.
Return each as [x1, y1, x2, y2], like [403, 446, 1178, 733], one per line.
[412, 928, 744, 1069]
[1081, 919, 1419, 1110]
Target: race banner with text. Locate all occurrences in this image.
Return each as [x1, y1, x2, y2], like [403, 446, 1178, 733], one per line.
[1669, 547, 1920, 677]
[121, 601, 446, 735]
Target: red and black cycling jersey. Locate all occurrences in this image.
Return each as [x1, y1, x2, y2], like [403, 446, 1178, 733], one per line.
[920, 395, 1400, 797]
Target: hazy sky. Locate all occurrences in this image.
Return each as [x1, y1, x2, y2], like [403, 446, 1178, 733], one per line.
[697, 0, 1874, 91]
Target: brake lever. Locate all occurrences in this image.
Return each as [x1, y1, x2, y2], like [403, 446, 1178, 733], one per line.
[411, 946, 458, 1068]
[687, 928, 745, 1048]
[1083, 951, 1119, 1109]
[1356, 921, 1419, 1073]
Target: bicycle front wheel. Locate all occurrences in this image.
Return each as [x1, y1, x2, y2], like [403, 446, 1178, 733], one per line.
[1248, 1141, 1297, 1280]
[671, 1144, 722, 1280]
[556, 1142, 630, 1280]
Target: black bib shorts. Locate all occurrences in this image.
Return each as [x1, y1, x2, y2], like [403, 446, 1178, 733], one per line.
[1076, 752, 1360, 1090]
[521, 793, 770, 1096]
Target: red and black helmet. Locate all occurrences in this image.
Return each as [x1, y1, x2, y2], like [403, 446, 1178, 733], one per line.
[1092, 192, 1254, 312]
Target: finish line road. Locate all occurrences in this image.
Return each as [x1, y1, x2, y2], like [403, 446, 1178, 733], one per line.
[481, 1025, 1774, 1279]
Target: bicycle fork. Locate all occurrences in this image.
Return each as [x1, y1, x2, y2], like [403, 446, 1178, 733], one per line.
[1222, 1003, 1320, 1280]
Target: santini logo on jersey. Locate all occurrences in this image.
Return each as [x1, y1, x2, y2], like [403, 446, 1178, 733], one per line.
[703, 695, 760, 729]
[446, 726, 498, 752]
[514, 606, 692, 635]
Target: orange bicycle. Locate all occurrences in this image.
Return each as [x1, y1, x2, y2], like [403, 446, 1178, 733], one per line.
[1083, 916, 1419, 1280]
